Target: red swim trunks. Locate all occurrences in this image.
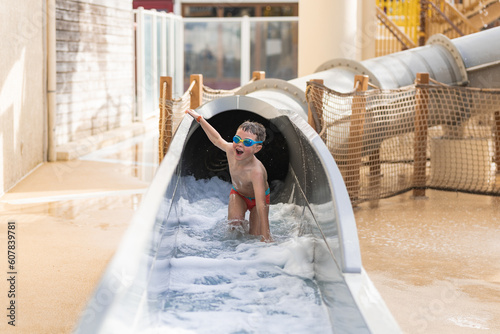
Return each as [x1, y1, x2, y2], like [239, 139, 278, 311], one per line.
[230, 187, 270, 211]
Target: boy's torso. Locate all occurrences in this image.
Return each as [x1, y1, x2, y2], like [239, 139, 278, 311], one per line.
[227, 155, 268, 198]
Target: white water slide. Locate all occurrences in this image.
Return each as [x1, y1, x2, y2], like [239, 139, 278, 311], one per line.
[75, 28, 500, 333]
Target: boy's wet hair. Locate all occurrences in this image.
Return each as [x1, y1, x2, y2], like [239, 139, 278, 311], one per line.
[238, 121, 266, 143]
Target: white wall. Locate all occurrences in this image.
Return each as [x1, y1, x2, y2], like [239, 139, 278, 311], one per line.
[55, 0, 135, 145]
[0, 0, 136, 194]
[298, 0, 376, 77]
[0, 1, 45, 195]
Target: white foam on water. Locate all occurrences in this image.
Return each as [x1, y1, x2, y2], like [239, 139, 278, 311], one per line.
[152, 177, 332, 333]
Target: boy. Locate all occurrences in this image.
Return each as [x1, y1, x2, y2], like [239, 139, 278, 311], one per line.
[185, 109, 272, 242]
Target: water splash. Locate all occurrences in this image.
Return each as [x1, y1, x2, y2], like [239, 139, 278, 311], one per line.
[151, 177, 331, 333]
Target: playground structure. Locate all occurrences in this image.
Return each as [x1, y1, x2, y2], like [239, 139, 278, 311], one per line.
[77, 28, 500, 333]
[160, 27, 500, 204]
[376, 0, 500, 56]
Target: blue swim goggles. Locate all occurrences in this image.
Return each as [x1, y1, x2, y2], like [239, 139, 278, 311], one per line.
[233, 135, 263, 147]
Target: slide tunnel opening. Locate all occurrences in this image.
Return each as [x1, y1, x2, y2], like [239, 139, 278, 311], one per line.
[180, 109, 290, 202]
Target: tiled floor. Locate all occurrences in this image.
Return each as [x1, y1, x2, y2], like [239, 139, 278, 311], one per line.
[0, 131, 158, 333]
[356, 191, 500, 333]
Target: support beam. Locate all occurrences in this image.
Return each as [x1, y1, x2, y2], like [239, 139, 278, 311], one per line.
[495, 111, 500, 174]
[190, 74, 203, 109]
[307, 79, 324, 133]
[159, 76, 173, 162]
[346, 75, 369, 202]
[252, 71, 266, 81]
[413, 73, 429, 197]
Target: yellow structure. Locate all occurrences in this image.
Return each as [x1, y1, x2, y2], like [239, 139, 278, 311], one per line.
[375, 0, 500, 57]
[377, 0, 420, 44]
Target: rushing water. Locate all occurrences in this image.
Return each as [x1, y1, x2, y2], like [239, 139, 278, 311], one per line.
[152, 176, 332, 333]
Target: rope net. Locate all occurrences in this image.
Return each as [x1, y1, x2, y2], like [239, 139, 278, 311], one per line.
[158, 81, 239, 162]
[202, 84, 241, 102]
[159, 77, 500, 204]
[307, 81, 500, 205]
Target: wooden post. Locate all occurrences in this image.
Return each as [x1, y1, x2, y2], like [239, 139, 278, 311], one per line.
[252, 71, 265, 81]
[368, 147, 381, 197]
[495, 111, 500, 174]
[413, 73, 429, 197]
[190, 74, 203, 109]
[346, 75, 369, 202]
[307, 79, 324, 133]
[159, 76, 172, 163]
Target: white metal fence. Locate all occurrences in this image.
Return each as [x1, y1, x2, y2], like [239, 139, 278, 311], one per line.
[134, 8, 184, 120]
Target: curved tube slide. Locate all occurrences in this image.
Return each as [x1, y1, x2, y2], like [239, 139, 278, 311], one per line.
[77, 28, 499, 333]
[75, 97, 400, 333]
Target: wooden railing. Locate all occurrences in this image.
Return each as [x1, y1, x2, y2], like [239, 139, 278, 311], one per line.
[425, 0, 478, 40]
[375, 6, 416, 57]
[376, 0, 500, 57]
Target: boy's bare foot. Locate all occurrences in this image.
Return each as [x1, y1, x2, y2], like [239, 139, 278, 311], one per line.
[260, 235, 274, 243]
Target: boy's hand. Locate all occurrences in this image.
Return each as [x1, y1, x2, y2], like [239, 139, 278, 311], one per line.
[185, 109, 201, 122]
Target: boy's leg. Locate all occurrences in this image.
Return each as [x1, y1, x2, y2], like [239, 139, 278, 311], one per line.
[228, 192, 247, 227]
[249, 205, 269, 237]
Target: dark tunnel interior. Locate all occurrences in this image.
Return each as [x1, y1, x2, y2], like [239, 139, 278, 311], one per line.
[180, 110, 290, 194]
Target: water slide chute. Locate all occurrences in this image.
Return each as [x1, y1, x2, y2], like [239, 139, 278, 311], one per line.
[76, 27, 500, 333]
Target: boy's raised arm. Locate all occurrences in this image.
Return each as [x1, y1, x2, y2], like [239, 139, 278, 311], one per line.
[185, 109, 230, 152]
